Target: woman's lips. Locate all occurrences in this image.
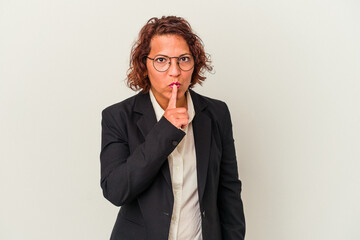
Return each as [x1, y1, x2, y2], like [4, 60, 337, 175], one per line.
[169, 82, 181, 88]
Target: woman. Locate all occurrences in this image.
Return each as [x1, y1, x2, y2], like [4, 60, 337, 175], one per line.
[100, 16, 245, 240]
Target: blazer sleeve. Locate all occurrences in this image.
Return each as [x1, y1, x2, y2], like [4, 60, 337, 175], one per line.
[217, 103, 246, 239]
[100, 108, 185, 206]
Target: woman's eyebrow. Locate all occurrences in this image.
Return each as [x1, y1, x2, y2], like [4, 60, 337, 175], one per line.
[154, 53, 191, 57]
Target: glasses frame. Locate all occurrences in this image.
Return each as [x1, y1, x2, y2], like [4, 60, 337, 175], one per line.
[146, 54, 195, 72]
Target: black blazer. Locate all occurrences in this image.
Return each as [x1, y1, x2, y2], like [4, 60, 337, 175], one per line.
[100, 89, 245, 240]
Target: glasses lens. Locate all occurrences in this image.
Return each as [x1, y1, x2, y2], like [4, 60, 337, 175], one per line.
[152, 55, 194, 72]
[153, 56, 170, 72]
[178, 55, 194, 71]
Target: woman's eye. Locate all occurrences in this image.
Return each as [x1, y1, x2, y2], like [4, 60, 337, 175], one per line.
[155, 57, 167, 63]
[180, 56, 190, 62]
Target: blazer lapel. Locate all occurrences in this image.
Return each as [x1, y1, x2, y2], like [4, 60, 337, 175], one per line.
[133, 92, 172, 189]
[190, 90, 211, 203]
[134, 92, 157, 138]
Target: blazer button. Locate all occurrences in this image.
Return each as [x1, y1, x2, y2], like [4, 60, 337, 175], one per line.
[202, 211, 206, 218]
[172, 140, 178, 146]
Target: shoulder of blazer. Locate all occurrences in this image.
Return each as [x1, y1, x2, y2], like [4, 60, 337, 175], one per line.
[189, 89, 230, 122]
[101, 91, 152, 116]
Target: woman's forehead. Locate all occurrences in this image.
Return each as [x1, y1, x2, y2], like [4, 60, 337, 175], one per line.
[149, 34, 190, 56]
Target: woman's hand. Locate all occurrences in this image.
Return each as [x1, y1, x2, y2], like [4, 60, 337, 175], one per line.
[163, 85, 189, 129]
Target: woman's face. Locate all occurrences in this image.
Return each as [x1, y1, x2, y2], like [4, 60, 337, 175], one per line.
[146, 34, 194, 109]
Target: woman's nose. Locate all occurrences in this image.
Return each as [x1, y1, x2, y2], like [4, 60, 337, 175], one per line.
[168, 59, 181, 76]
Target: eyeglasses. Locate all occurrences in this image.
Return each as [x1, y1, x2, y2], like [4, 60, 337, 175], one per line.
[146, 54, 194, 72]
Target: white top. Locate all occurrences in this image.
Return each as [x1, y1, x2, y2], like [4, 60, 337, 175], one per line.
[149, 89, 203, 240]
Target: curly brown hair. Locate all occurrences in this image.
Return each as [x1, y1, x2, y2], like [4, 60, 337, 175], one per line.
[126, 16, 213, 93]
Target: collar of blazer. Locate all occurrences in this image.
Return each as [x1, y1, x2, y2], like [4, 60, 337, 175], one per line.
[133, 89, 211, 203]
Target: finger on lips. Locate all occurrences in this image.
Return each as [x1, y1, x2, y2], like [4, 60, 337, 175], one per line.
[164, 82, 189, 129]
[167, 84, 177, 109]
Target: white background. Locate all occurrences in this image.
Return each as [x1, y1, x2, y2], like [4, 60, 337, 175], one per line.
[0, 0, 359, 239]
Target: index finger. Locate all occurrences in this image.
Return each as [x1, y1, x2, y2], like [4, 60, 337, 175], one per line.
[167, 85, 177, 109]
